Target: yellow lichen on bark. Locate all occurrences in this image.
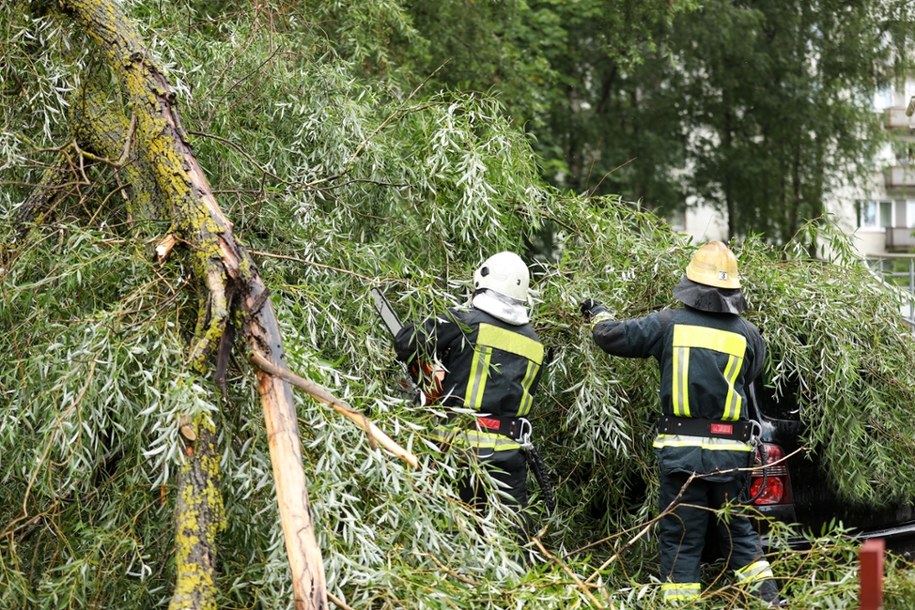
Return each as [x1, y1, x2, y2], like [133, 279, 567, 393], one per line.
[67, 0, 229, 275]
[70, 76, 161, 224]
[169, 418, 225, 610]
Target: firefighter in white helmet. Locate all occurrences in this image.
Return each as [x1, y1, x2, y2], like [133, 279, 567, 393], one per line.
[580, 241, 783, 606]
[395, 251, 546, 515]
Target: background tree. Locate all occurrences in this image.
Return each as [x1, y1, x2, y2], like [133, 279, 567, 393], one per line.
[402, 0, 694, 210]
[404, 0, 914, 240]
[671, 0, 909, 241]
[5, 1, 915, 609]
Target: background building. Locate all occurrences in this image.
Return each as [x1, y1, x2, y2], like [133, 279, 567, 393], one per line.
[674, 83, 915, 255]
[673, 83, 915, 322]
[843, 82, 915, 257]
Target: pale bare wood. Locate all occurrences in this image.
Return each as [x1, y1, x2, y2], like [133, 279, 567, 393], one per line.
[178, 414, 196, 442]
[248, 329, 327, 610]
[251, 352, 419, 469]
[155, 234, 177, 261]
[327, 592, 357, 610]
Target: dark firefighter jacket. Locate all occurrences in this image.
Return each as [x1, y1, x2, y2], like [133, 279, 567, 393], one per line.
[591, 305, 765, 479]
[395, 306, 545, 451]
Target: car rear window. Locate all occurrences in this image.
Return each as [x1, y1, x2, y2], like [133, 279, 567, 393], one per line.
[754, 377, 802, 421]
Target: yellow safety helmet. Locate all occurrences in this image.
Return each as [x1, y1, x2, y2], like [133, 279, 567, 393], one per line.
[685, 241, 741, 289]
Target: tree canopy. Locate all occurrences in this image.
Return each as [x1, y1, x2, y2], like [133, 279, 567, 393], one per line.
[4, 1, 915, 609]
[404, 0, 915, 239]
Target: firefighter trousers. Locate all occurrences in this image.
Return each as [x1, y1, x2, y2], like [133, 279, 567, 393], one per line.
[458, 448, 528, 510]
[658, 471, 779, 603]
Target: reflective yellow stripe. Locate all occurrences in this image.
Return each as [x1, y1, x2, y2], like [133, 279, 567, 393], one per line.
[429, 426, 521, 450]
[662, 582, 701, 601]
[466, 324, 543, 414]
[672, 325, 746, 419]
[672, 345, 690, 417]
[736, 559, 774, 583]
[590, 311, 613, 327]
[464, 345, 493, 410]
[517, 359, 540, 416]
[722, 354, 742, 420]
[652, 434, 753, 452]
[673, 324, 747, 356]
[477, 324, 544, 364]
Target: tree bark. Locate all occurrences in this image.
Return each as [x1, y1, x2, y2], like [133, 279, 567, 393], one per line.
[70, 74, 162, 225]
[57, 1, 328, 608]
[169, 419, 225, 610]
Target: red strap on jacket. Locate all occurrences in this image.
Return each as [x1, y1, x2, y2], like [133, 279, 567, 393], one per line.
[477, 417, 501, 431]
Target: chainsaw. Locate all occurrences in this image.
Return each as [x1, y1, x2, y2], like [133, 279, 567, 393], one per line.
[370, 287, 444, 406]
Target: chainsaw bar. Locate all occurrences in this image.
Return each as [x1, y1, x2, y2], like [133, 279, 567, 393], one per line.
[371, 287, 403, 338]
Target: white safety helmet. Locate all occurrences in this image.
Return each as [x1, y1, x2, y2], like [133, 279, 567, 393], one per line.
[473, 251, 530, 302]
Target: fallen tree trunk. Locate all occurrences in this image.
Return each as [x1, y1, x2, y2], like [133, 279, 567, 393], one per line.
[58, 1, 327, 608]
[170, 419, 225, 610]
[69, 75, 161, 225]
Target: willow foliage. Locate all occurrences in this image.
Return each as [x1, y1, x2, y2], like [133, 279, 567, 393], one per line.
[3, 1, 915, 609]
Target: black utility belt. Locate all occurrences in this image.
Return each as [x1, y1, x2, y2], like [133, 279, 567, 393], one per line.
[477, 416, 531, 442]
[658, 415, 754, 442]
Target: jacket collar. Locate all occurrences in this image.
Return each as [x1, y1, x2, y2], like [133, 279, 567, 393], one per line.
[672, 276, 747, 314]
[471, 289, 530, 325]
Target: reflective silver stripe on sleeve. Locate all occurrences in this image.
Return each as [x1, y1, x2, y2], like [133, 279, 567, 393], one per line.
[589, 311, 613, 328]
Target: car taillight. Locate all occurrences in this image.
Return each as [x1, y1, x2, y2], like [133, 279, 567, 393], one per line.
[749, 443, 793, 506]
[749, 475, 785, 505]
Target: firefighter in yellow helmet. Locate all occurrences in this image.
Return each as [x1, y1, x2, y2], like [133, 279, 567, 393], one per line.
[580, 241, 783, 606]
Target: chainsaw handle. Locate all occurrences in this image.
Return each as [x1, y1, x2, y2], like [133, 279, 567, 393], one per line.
[409, 360, 445, 404]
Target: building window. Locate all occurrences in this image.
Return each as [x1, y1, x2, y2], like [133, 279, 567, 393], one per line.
[857, 200, 893, 229]
[908, 200, 915, 228]
[874, 86, 894, 111]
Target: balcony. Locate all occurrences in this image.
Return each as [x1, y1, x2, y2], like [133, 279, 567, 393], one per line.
[885, 107, 914, 130]
[884, 165, 915, 190]
[866, 254, 915, 327]
[886, 227, 915, 252]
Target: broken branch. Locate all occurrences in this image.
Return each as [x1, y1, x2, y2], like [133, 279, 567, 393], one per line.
[250, 352, 419, 469]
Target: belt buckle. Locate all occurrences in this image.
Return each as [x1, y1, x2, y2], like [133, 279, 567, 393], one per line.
[516, 417, 532, 447]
